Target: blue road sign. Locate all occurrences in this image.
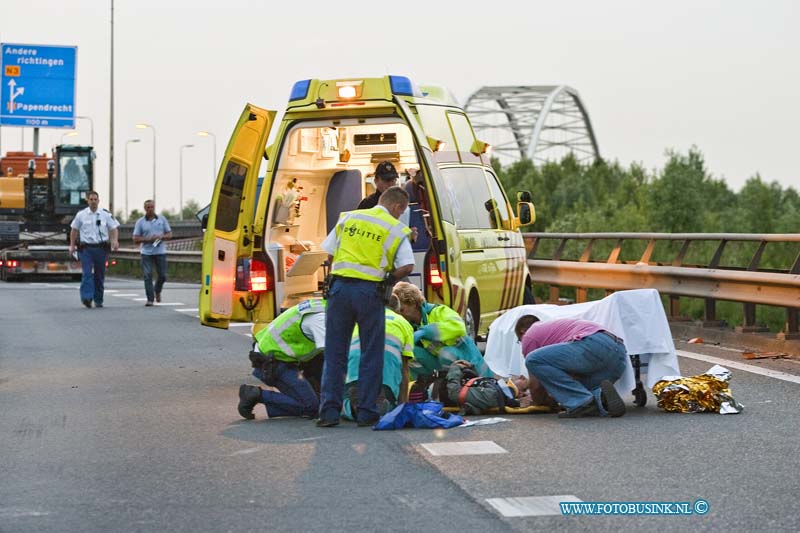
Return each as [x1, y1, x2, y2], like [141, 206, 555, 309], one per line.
[0, 43, 77, 128]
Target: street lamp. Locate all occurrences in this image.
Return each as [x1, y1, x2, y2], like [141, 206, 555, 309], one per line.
[61, 130, 79, 143]
[196, 130, 217, 186]
[76, 116, 95, 146]
[179, 144, 195, 220]
[135, 123, 156, 204]
[125, 139, 141, 221]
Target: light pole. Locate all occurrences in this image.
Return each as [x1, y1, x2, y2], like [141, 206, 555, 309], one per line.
[61, 131, 79, 143]
[179, 144, 195, 220]
[76, 116, 95, 146]
[135, 123, 156, 204]
[125, 139, 141, 221]
[196, 130, 217, 186]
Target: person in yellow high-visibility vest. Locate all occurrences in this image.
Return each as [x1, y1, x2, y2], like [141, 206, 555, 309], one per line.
[316, 187, 415, 427]
[393, 282, 493, 379]
[342, 297, 415, 421]
[237, 299, 326, 420]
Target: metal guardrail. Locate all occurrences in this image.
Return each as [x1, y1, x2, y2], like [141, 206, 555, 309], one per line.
[523, 232, 800, 340]
[118, 232, 800, 340]
[113, 248, 202, 264]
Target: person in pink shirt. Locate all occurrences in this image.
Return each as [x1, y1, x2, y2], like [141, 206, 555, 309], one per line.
[515, 315, 627, 418]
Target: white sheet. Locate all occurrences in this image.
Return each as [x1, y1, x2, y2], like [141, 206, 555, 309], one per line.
[484, 289, 681, 396]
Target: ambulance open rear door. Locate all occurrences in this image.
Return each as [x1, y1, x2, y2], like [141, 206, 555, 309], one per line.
[199, 105, 275, 329]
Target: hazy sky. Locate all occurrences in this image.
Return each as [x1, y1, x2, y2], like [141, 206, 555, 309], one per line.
[1, 0, 798, 216]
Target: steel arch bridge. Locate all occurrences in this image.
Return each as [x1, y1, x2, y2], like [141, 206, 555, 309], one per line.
[464, 85, 600, 165]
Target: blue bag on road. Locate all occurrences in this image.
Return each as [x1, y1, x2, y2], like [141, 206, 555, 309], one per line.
[373, 401, 464, 430]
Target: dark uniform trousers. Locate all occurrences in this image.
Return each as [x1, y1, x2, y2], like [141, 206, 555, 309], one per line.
[319, 277, 385, 423]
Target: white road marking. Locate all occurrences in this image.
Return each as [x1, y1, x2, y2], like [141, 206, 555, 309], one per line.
[112, 293, 138, 297]
[227, 323, 254, 327]
[175, 308, 199, 313]
[228, 446, 265, 456]
[676, 349, 800, 385]
[154, 302, 184, 306]
[486, 495, 582, 517]
[420, 440, 508, 456]
[133, 298, 149, 301]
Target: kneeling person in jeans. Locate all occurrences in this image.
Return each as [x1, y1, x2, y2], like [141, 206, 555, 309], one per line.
[516, 316, 628, 418]
[132, 200, 172, 306]
[238, 300, 326, 420]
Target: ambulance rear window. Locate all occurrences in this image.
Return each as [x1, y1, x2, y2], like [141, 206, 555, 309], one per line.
[214, 161, 248, 232]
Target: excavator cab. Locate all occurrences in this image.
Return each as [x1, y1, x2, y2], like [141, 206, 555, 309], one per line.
[54, 145, 93, 215]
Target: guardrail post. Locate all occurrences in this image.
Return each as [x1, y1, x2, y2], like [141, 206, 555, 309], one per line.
[549, 286, 560, 303]
[703, 298, 726, 327]
[737, 303, 769, 333]
[778, 308, 799, 341]
[669, 295, 682, 320]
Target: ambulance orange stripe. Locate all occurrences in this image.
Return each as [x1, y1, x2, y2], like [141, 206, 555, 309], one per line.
[506, 251, 515, 309]
[503, 250, 515, 310]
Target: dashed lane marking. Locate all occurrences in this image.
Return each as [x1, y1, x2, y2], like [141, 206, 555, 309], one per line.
[420, 441, 508, 456]
[154, 302, 184, 306]
[676, 349, 800, 385]
[112, 293, 138, 297]
[486, 495, 582, 517]
[227, 323, 254, 328]
[175, 308, 199, 313]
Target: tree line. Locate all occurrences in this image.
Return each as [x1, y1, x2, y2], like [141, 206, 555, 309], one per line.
[494, 147, 799, 331]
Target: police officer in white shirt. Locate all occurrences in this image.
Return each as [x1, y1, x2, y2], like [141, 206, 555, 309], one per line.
[69, 191, 120, 308]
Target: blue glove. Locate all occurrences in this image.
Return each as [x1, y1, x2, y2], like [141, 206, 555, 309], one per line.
[413, 329, 426, 343]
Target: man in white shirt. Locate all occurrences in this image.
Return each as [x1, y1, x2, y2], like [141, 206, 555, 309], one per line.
[69, 191, 120, 308]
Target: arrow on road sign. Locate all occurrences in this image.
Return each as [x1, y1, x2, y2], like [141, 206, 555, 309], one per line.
[7, 79, 24, 113]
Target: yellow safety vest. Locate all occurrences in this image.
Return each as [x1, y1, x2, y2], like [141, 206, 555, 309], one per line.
[331, 206, 411, 281]
[255, 299, 326, 363]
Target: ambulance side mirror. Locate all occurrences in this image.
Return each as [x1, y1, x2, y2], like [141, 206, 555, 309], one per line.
[514, 190, 535, 226]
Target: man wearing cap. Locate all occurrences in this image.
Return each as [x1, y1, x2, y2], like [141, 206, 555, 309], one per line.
[316, 186, 415, 427]
[357, 160, 399, 210]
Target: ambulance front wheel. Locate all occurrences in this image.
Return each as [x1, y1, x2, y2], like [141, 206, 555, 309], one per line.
[523, 282, 535, 305]
[465, 293, 480, 342]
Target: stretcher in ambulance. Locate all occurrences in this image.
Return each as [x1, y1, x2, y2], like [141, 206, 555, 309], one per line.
[199, 76, 535, 337]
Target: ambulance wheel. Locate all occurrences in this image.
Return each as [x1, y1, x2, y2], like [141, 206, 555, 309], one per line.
[465, 293, 480, 342]
[523, 282, 535, 305]
[633, 383, 647, 407]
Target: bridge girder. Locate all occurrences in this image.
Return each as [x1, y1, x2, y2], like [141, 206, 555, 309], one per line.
[465, 85, 600, 165]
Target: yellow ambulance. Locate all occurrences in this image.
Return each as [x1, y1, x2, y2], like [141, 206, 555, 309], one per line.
[199, 76, 535, 338]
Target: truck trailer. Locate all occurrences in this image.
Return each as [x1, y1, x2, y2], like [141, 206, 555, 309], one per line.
[0, 145, 94, 281]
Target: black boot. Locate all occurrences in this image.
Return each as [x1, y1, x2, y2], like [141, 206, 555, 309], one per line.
[238, 384, 261, 420]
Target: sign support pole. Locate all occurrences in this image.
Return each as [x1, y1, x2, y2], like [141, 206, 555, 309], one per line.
[109, 0, 115, 214]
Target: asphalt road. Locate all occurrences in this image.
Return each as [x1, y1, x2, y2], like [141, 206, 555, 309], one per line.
[1, 278, 799, 532]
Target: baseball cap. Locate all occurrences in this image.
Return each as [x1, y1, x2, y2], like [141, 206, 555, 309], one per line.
[374, 161, 399, 181]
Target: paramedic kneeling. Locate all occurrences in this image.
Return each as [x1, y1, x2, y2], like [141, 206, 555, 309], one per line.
[517, 316, 628, 418]
[237, 299, 327, 420]
[317, 186, 414, 427]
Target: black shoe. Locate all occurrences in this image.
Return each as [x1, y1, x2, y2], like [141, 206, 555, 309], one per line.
[95, 303, 103, 308]
[357, 417, 380, 427]
[558, 400, 601, 418]
[600, 380, 626, 417]
[82, 299, 92, 308]
[237, 384, 261, 420]
[316, 418, 340, 427]
[155, 292, 161, 303]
